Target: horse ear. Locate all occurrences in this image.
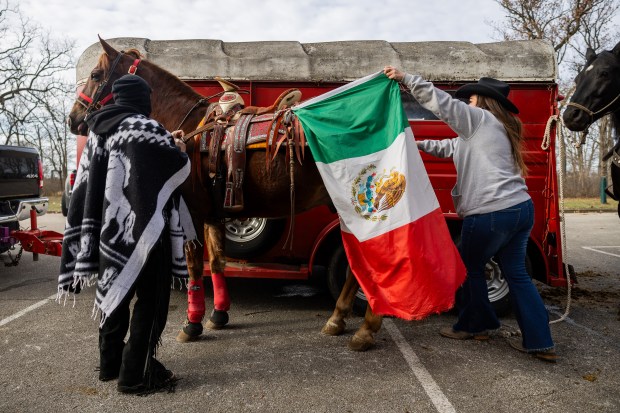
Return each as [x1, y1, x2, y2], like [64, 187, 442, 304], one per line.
[612, 41, 620, 58]
[98, 35, 119, 59]
[586, 47, 597, 62]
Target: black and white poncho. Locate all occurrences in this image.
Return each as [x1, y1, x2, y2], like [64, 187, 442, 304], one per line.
[58, 115, 196, 326]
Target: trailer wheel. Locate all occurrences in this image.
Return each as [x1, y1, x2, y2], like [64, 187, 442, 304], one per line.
[454, 252, 533, 317]
[327, 244, 367, 316]
[452, 234, 533, 316]
[224, 218, 285, 259]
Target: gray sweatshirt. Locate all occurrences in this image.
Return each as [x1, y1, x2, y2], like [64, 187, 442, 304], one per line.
[403, 73, 530, 217]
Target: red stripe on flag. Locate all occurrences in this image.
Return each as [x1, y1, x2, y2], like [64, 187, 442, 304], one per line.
[341, 208, 466, 320]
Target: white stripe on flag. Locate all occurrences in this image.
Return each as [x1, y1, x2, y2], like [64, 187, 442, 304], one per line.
[294, 71, 384, 109]
[316, 128, 438, 242]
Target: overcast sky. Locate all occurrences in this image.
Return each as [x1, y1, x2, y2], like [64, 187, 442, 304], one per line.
[19, 0, 508, 58]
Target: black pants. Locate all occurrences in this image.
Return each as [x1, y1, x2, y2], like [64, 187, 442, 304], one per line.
[98, 233, 172, 386]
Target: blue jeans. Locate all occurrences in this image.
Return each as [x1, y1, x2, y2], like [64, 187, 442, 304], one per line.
[453, 199, 554, 351]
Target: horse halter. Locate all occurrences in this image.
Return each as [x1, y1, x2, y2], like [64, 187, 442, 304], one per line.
[566, 90, 620, 126]
[78, 52, 142, 118]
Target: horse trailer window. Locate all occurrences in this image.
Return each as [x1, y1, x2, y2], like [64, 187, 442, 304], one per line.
[401, 90, 436, 120]
[401, 89, 460, 121]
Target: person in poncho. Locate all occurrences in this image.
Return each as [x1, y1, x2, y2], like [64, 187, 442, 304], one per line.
[58, 74, 196, 394]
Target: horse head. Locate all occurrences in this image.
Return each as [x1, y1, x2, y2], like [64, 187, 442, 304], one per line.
[563, 41, 620, 132]
[67, 37, 145, 135]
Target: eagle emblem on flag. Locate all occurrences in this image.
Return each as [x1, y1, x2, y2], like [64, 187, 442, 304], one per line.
[351, 164, 406, 221]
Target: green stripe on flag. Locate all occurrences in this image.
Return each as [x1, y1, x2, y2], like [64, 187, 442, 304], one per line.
[293, 74, 409, 164]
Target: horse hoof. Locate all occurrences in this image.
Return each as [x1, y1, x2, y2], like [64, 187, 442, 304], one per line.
[176, 330, 196, 343]
[176, 321, 203, 342]
[321, 319, 345, 336]
[205, 309, 229, 330]
[348, 334, 374, 352]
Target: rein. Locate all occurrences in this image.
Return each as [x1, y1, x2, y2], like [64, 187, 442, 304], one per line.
[78, 53, 142, 118]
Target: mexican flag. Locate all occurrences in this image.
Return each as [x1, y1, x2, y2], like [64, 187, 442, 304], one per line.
[292, 72, 466, 320]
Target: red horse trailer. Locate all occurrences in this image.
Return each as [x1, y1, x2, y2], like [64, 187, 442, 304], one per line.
[73, 38, 570, 313]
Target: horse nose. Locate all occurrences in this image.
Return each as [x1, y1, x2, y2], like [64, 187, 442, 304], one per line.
[66, 116, 72, 128]
[568, 107, 587, 125]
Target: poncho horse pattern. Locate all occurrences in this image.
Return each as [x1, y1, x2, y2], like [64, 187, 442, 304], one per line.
[58, 115, 196, 326]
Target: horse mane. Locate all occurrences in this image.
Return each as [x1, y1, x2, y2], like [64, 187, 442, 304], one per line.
[96, 51, 111, 71]
[138, 58, 201, 99]
[97, 48, 142, 71]
[98, 47, 206, 130]
[99, 48, 199, 98]
[126, 49, 141, 58]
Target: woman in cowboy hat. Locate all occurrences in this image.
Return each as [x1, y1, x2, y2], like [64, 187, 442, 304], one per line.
[383, 66, 557, 363]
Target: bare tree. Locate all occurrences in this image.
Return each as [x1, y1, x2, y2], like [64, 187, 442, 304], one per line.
[493, 0, 615, 64]
[492, 0, 620, 198]
[0, 0, 75, 143]
[0, 0, 76, 191]
[21, 93, 75, 188]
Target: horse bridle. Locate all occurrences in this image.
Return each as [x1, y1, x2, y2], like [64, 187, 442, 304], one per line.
[566, 90, 620, 126]
[78, 51, 142, 118]
[565, 90, 620, 147]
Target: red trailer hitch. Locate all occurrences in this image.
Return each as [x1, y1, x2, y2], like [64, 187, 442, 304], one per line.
[8, 207, 63, 260]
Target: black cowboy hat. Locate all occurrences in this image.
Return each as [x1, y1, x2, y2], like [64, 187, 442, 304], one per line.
[455, 77, 519, 114]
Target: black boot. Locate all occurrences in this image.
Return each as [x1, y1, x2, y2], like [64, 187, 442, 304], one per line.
[98, 340, 124, 381]
[117, 235, 173, 394]
[118, 357, 177, 394]
[98, 302, 130, 381]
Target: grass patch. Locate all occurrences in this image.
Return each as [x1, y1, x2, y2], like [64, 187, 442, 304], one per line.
[561, 197, 618, 212]
[47, 194, 62, 214]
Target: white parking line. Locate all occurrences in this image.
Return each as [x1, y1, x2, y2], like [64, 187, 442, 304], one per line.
[0, 294, 56, 327]
[384, 319, 456, 413]
[581, 246, 620, 258]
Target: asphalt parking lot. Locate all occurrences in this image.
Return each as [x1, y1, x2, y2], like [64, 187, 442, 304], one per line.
[0, 212, 619, 413]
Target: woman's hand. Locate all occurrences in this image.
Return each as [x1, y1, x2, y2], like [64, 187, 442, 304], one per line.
[171, 130, 186, 153]
[383, 66, 405, 82]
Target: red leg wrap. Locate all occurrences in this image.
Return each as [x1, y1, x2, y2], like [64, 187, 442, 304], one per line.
[211, 273, 230, 311]
[187, 279, 206, 323]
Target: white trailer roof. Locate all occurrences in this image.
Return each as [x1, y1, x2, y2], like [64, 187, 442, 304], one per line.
[76, 38, 556, 84]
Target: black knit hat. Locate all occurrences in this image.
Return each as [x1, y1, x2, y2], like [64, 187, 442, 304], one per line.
[455, 77, 519, 114]
[112, 74, 152, 116]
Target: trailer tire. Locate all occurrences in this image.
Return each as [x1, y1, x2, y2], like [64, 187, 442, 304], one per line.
[327, 244, 367, 316]
[224, 218, 285, 259]
[454, 253, 533, 317]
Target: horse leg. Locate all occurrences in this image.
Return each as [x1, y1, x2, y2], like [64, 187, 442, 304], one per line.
[349, 305, 383, 352]
[321, 272, 383, 351]
[321, 273, 359, 336]
[176, 230, 207, 342]
[204, 222, 231, 330]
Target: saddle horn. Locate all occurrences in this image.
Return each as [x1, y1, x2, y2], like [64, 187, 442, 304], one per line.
[215, 76, 245, 113]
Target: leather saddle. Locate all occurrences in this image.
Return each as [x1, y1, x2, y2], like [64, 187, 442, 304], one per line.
[192, 79, 304, 212]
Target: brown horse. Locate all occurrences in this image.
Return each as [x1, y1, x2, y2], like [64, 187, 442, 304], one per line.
[67, 37, 384, 351]
[563, 41, 620, 218]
